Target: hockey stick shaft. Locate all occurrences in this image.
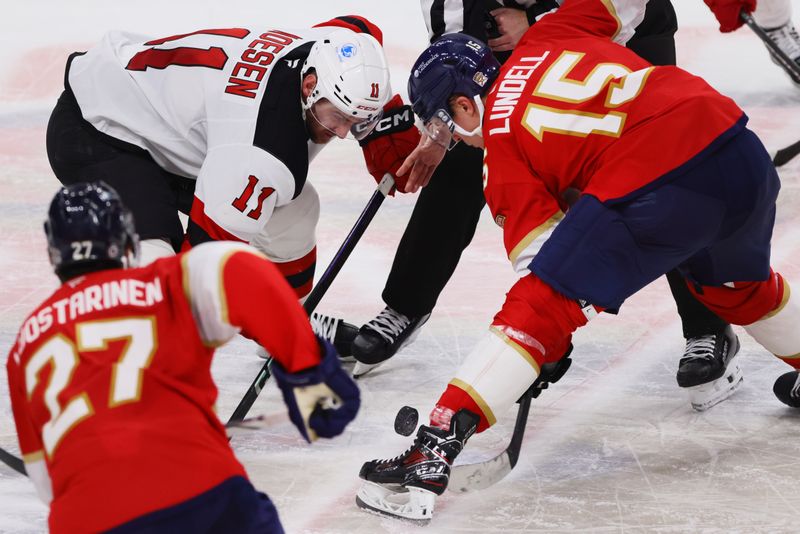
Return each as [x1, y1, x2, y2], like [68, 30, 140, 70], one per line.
[449, 351, 572, 492]
[741, 12, 800, 81]
[0, 446, 26, 476]
[740, 11, 800, 167]
[448, 387, 535, 492]
[773, 138, 800, 167]
[302, 173, 395, 314]
[1, 173, 394, 471]
[505, 387, 534, 468]
[227, 174, 395, 423]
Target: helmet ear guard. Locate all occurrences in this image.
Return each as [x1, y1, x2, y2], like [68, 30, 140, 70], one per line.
[45, 181, 140, 280]
[302, 29, 391, 138]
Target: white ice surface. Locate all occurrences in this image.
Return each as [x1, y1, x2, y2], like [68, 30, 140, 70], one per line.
[1, 1, 800, 533]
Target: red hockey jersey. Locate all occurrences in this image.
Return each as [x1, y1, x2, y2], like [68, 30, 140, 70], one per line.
[6, 242, 320, 533]
[482, 0, 745, 273]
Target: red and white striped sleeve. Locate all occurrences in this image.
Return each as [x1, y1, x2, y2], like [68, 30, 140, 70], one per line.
[181, 241, 320, 372]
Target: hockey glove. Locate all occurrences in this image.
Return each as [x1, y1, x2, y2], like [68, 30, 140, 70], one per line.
[359, 94, 420, 195]
[271, 337, 360, 443]
[703, 0, 756, 33]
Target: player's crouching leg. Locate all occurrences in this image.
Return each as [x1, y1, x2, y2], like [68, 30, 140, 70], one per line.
[106, 476, 284, 533]
[740, 273, 800, 407]
[689, 270, 800, 407]
[355, 275, 587, 522]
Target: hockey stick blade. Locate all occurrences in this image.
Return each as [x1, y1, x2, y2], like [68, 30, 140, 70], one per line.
[773, 138, 800, 167]
[0, 446, 26, 476]
[225, 415, 273, 438]
[227, 173, 395, 424]
[448, 353, 573, 493]
[448, 390, 533, 493]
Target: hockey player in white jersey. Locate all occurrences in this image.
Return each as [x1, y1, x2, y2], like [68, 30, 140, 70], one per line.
[705, 0, 800, 85]
[45, 16, 396, 355]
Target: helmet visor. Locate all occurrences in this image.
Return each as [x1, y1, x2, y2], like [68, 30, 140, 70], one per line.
[418, 108, 459, 150]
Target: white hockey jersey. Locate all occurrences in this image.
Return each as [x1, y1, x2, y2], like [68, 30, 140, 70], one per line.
[66, 26, 345, 243]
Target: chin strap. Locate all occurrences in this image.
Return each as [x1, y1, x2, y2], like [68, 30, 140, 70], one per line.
[452, 95, 485, 139]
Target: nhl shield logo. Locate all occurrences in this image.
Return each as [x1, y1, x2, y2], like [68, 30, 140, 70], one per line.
[473, 72, 488, 87]
[494, 214, 506, 227]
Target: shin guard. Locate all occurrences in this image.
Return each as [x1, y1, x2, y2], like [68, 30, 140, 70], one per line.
[744, 279, 800, 368]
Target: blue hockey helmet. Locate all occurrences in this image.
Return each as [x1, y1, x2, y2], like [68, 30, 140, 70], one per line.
[407, 33, 500, 146]
[44, 181, 139, 279]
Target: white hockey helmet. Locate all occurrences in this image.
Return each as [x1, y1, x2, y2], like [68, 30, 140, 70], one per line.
[302, 29, 391, 139]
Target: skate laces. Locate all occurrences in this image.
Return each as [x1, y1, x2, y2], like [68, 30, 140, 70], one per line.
[682, 335, 717, 362]
[374, 427, 444, 465]
[367, 307, 412, 343]
[310, 313, 339, 343]
[767, 23, 800, 61]
[375, 434, 425, 465]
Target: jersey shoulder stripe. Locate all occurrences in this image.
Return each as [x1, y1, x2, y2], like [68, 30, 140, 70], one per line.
[253, 41, 315, 200]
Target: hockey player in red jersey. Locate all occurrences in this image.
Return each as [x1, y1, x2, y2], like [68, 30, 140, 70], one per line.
[6, 182, 360, 533]
[355, 0, 800, 522]
[45, 16, 406, 358]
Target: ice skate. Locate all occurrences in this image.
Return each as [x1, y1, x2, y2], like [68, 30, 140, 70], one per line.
[773, 370, 800, 407]
[257, 313, 358, 362]
[764, 21, 800, 85]
[352, 307, 430, 377]
[355, 409, 479, 523]
[676, 325, 742, 411]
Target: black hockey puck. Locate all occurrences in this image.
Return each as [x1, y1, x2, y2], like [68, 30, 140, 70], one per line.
[394, 405, 419, 436]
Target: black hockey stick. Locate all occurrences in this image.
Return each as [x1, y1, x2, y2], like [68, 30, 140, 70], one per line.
[448, 351, 572, 493]
[739, 12, 800, 167]
[773, 138, 800, 167]
[741, 12, 800, 82]
[227, 173, 395, 424]
[0, 446, 26, 476]
[1, 175, 394, 473]
[0, 413, 291, 476]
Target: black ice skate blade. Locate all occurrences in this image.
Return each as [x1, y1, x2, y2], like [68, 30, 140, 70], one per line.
[355, 495, 431, 525]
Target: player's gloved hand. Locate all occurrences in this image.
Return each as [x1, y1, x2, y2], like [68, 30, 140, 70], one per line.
[703, 0, 756, 33]
[271, 336, 360, 443]
[360, 94, 420, 195]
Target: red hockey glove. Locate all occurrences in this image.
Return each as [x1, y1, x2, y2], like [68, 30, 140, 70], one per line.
[703, 0, 756, 33]
[359, 94, 420, 195]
